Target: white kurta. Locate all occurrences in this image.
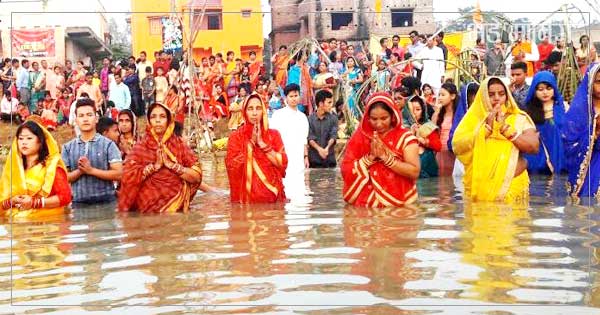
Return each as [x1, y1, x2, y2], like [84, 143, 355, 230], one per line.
[270, 106, 309, 198]
[416, 46, 445, 92]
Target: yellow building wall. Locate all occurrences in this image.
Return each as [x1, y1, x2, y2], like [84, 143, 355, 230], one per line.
[130, 0, 263, 61]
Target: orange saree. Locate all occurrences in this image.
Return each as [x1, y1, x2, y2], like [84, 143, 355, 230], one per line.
[226, 94, 288, 203]
[118, 104, 202, 213]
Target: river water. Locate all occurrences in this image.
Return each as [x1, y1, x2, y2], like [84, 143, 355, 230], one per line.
[1, 156, 599, 314]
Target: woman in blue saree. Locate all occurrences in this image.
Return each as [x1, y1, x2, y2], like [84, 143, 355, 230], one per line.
[448, 82, 479, 177]
[523, 71, 566, 175]
[343, 56, 363, 119]
[563, 63, 600, 202]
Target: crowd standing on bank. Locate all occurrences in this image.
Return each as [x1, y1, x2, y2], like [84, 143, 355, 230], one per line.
[1, 29, 599, 216]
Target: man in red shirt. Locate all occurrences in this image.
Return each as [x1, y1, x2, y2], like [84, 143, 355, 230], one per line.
[153, 50, 171, 76]
[536, 34, 555, 72]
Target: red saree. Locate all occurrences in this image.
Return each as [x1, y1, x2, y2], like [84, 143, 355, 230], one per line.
[118, 104, 203, 213]
[165, 92, 185, 124]
[210, 92, 229, 119]
[341, 93, 419, 208]
[249, 61, 263, 90]
[226, 94, 287, 203]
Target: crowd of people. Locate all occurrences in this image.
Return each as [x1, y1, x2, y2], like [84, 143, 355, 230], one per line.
[1, 28, 599, 217]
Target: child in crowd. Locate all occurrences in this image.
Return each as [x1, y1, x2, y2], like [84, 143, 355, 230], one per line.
[40, 91, 58, 130]
[268, 86, 284, 118]
[96, 116, 120, 144]
[141, 66, 155, 110]
[92, 71, 101, 87]
[154, 67, 168, 103]
[228, 86, 247, 130]
[16, 102, 30, 123]
[239, 64, 251, 94]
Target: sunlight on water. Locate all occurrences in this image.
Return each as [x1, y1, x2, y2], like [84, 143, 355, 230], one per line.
[1, 157, 599, 314]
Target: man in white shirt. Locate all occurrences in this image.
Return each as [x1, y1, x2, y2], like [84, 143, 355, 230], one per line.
[415, 36, 445, 93]
[0, 91, 19, 121]
[270, 83, 310, 199]
[108, 73, 131, 111]
[136, 51, 153, 83]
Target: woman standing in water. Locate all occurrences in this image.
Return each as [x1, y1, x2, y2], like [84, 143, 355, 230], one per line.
[523, 71, 566, 174]
[431, 82, 459, 176]
[452, 77, 539, 202]
[226, 93, 288, 203]
[408, 96, 441, 178]
[563, 63, 600, 202]
[118, 103, 202, 213]
[341, 93, 420, 207]
[117, 109, 139, 159]
[0, 119, 71, 218]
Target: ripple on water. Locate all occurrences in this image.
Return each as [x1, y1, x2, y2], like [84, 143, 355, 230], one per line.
[1, 168, 599, 314]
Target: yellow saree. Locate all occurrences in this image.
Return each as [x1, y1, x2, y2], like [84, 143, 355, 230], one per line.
[451, 77, 536, 203]
[0, 119, 68, 218]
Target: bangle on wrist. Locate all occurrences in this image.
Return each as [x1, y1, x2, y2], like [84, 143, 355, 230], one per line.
[384, 154, 396, 167]
[361, 155, 375, 167]
[508, 130, 522, 142]
[502, 126, 516, 138]
[173, 163, 185, 175]
[261, 145, 273, 153]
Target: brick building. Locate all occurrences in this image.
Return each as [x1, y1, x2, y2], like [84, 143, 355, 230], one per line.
[269, 0, 435, 52]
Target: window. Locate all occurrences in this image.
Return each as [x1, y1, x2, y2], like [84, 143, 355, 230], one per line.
[241, 9, 251, 18]
[207, 13, 221, 30]
[331, 12, 353, 31]
[195, 9, 223, 30]
[391, 9, 414, 27]
[149, 17, 163, 36]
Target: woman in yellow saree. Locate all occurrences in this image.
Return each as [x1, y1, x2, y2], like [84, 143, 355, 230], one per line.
[451, 77, 539, 202]
[0, 118, 71, 218]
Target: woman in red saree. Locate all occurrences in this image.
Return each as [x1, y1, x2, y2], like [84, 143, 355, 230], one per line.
[248, 51, 263, 90]
[226, 93, 288, 203]
[210, 84, 229, 120]
[341, 92, 421, 208]
[118, 103, 203, 213]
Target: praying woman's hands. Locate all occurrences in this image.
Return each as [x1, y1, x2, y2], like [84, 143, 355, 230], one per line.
[370, 132, 387, 160]
[15, 195, 32, 210]
[154, 148, 164, 171]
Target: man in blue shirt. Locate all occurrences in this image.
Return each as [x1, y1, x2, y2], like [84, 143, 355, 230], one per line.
[62, 98, 123, 204]
[15, 59, 30, 106]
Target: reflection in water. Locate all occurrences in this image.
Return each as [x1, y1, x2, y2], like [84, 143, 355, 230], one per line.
[461, 202, 531, 303]
[1, 162, 599, 314]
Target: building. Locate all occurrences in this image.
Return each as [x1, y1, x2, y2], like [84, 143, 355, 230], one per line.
[130, 0, 264, 61]
[0, 0, 112, 66]
[270, 0, 435, 52]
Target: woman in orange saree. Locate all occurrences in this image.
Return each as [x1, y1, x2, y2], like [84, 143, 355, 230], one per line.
[164, 85, 185, 125]
[271, 45, 289, 89]
[341, 92, 421, 208]
[226, 93, 288, 203]
[118, 103, 203, 213]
